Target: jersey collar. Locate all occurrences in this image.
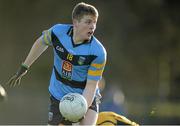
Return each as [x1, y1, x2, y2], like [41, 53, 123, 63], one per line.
[67, 26, 93, 47]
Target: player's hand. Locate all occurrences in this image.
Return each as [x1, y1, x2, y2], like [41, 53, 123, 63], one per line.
[6, 64, 29, 87]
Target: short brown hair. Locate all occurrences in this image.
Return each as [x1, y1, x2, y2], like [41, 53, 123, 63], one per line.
[72, 2, 99, 21]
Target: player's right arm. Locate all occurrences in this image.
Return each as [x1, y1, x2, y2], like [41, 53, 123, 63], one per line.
[6, 29, 52, 87]
[23, 36, 49, 67]
[24, 28, 53, 67]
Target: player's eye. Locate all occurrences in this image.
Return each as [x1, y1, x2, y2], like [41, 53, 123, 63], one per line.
[85, 20, 91, 25]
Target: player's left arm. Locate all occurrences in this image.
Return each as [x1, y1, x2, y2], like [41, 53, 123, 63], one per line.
[6, 30, 51, 87]
[82, 48, 107, 107]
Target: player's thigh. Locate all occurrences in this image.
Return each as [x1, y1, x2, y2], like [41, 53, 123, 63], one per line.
[80, 109, 98, 125]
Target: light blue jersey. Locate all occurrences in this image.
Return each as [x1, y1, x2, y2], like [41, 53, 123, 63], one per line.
[42, 24, 106, 100]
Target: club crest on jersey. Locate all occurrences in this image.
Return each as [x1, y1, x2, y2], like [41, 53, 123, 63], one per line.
[78, 56, 86, 65]
[62, 61, 72, 80]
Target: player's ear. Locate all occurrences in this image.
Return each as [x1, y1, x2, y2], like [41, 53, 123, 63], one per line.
[73, 19, 78, 27]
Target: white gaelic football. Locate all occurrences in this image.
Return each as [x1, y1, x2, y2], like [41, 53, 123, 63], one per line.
[59, 93, 88, 122]
[0, 85, 7, 102]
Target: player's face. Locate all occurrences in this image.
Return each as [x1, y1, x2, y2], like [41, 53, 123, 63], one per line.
[73, 15, 97, 41]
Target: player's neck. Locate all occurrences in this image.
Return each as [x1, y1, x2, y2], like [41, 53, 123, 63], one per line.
[73, 32, 83, 44]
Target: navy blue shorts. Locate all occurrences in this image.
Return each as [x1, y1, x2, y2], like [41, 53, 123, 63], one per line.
[48, 95, 99, 125]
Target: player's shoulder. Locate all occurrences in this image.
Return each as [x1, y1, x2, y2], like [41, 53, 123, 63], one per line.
[51, 23, 72, 34]
[91, 36, 107, 56]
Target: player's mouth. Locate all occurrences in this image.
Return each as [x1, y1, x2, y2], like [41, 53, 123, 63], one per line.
[87, 31, 93, 37]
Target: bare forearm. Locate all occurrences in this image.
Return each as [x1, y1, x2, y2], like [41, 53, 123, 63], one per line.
[23, 36, 48, 67]
[82, 80, 98, 107]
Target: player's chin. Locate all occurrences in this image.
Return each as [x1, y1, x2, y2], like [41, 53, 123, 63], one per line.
[85, 36, 92, 41]
[0, 85, 7, 102]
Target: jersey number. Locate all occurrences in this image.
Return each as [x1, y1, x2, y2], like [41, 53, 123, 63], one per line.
[67, 54, 73, 61]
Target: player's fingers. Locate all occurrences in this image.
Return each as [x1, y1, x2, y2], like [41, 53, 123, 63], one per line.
[10, 77, 17, 87]
[13, 78, 20, 87]
[16, 77, 21, 86]
[7, 76, 16, 87]
[15, 76, 22, 87]
[6, 76, 15, 86]
[10, 76, 18, 87]
[9, 79, 16, 87]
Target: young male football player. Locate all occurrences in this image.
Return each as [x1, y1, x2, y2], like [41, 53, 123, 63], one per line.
[7, 2, 106, 125]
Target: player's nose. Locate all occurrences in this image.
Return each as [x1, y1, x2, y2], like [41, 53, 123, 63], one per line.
[90, 23, 96, 31]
